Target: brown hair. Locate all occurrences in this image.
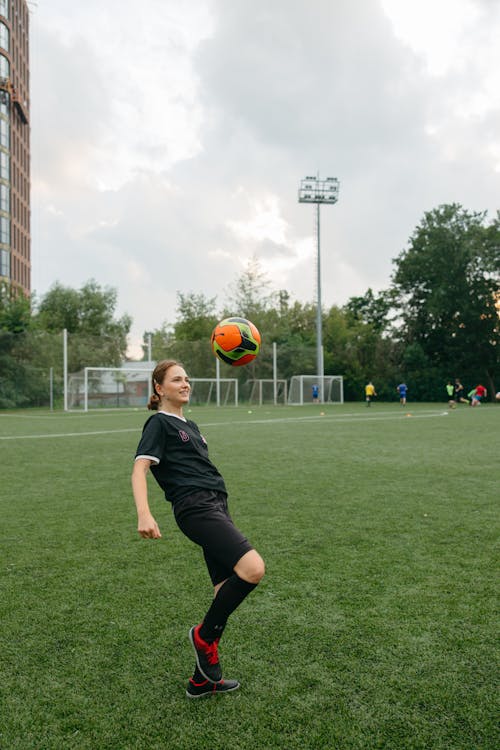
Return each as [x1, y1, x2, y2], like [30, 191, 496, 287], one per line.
[147, 359, 183, 410]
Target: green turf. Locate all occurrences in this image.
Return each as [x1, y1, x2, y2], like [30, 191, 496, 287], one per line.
[0, 403, 498, 749]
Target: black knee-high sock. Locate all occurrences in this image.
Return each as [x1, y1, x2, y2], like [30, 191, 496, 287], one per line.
[199, 574, 257, 642]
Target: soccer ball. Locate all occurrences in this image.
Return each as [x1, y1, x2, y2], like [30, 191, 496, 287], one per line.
[211, 317, 261, 366]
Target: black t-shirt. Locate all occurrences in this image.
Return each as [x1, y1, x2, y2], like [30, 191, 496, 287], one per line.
[134, 411, 226, 503]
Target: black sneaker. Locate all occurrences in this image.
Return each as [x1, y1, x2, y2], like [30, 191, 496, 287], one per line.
[189, 625, 222, 683]
[186, 678, 240, 699]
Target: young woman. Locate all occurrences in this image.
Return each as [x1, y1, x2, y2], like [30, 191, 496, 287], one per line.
[131, 360, 265, 699]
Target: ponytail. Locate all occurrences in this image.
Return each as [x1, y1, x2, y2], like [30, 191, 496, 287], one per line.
[147, 392, 161, 411]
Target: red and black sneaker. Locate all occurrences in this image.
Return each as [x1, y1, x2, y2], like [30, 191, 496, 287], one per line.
[189, 625, 222, 683]
[186, 677, 240, 699]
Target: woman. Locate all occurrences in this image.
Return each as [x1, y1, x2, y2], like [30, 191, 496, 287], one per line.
[131, 360, 265, 699]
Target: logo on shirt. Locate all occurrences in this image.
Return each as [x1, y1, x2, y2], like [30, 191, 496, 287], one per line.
[178, 430, 190, 443]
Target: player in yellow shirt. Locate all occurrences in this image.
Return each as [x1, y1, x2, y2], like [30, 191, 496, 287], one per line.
[365, 381, 376, 406]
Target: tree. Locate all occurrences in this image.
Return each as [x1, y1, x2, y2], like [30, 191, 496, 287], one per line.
[0, 281, 32, 334]
[391, 204, 499, 397]
[0, 283, 50, 408]
[224, 256, 275, 321]
[323, 305, 399, 400]
[174, 292, 218, 341]
[344, 287, 394, 334]
[35, 280, 132, 370]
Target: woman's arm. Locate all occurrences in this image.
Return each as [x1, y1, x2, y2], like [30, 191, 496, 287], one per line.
[131, 458, 162, 539]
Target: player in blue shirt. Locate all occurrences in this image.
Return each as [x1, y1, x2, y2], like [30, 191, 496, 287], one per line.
[397, 382, 408, 405]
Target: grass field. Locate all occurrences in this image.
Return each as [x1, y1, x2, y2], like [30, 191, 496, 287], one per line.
[0, 402, 498, 750]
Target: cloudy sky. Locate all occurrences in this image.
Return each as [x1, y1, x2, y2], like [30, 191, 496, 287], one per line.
[29, 0, 500, 356]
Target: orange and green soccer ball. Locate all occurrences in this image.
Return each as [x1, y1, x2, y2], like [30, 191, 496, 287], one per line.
[211, 317, 261, 366]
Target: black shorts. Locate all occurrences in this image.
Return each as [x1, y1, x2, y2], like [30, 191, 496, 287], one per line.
[173, 489, 253, 585]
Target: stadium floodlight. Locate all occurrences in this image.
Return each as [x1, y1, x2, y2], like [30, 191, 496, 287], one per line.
[298, 173, 340, 402]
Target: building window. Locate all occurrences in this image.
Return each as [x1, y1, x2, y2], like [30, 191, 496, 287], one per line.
[0, 1, 8, 20]
[0, 182, 8, 212]
[0, 213, 9, 243]
[0, 248, 9, 277]
[0, 52, 8, 78]
[0, 117, 8, 148]
[0, 149, 8, 179]
[0, 21, 8, 53]
[0, 90, 8, 116]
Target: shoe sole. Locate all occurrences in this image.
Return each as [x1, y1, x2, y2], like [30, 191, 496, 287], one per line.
[186, 683, 240, 699]
[188, 626, 220, 684]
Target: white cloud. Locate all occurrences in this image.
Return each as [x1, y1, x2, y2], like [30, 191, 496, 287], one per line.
[226, 194, 289, 245]
[380, 0, 480, 76]
[29, 0, 500, 355]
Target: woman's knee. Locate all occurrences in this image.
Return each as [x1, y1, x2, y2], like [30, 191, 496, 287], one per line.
[235, 550, 265, 584]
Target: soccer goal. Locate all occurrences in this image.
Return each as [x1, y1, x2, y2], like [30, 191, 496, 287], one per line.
[189, 378, 239, 407]
[67, 367, 152, 410]
[248, 379, 287, 405]
[67, 367, 239, 410]
[288, 375, 344, 405]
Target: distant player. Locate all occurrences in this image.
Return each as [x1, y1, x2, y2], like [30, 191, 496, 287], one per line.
[365, 381, 376, 406]
[468, 387, 478, 406]
[446, 381, 456, 408]
[312, 383, 319, 403]
[131, 360, 265, 698]
[454, 379, 469, 404]
[475, 384, 487, 402]
[470, 384, 487, 406]
[397, 382, 408, 406]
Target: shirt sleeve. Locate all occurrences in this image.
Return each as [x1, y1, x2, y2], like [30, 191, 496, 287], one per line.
[134, 415, 166, 465]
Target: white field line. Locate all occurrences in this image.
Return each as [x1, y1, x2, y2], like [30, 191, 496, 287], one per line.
[0, 410, 449, 441]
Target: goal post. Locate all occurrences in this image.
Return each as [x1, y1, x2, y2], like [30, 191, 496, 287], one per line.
[288, 375, 343, 405]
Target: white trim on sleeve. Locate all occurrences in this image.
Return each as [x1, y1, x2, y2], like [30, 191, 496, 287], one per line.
[135, 454, 160, 465]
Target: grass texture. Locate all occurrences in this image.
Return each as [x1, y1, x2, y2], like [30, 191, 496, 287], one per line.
[0, 402, 498, 749]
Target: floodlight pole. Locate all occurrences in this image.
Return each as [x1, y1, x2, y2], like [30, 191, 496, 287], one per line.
[298, 174, 339, 402]
[315, 202, 322, 388]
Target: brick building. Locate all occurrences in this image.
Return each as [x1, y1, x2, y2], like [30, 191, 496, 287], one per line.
[0, 0, 30, 294]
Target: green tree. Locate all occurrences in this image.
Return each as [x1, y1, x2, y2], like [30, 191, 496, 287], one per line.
[323, 305, 398, 401]
[224, 256, 275, 321]
[174, 291, 218, 341]
[391, 204, 500, 397]
[0, 283, 53, 408]
[0, 281, 32, 334]
[35, 280, 132, 370]
[344, 287, 394, 334]
[144, 294, 218, 377]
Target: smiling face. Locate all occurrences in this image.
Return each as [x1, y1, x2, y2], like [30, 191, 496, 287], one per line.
[155, 364, 191, 410]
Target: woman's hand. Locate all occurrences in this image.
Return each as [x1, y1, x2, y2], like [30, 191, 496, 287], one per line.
[138, 513, 162, 539]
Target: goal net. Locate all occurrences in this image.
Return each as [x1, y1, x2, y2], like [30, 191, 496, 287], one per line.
[189, 378, 238, 407]
[288, 375, 344, 405]
[67, 367, 239, 410]
[68, 367, 151, 410]
[247, 379, 287, 405]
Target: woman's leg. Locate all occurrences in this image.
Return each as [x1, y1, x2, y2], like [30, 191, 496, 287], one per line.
[234, 549, 266, 583]
[212, 549, 264, 595]
[199, 550, 265, 640]
[190, 550, 265, 683]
